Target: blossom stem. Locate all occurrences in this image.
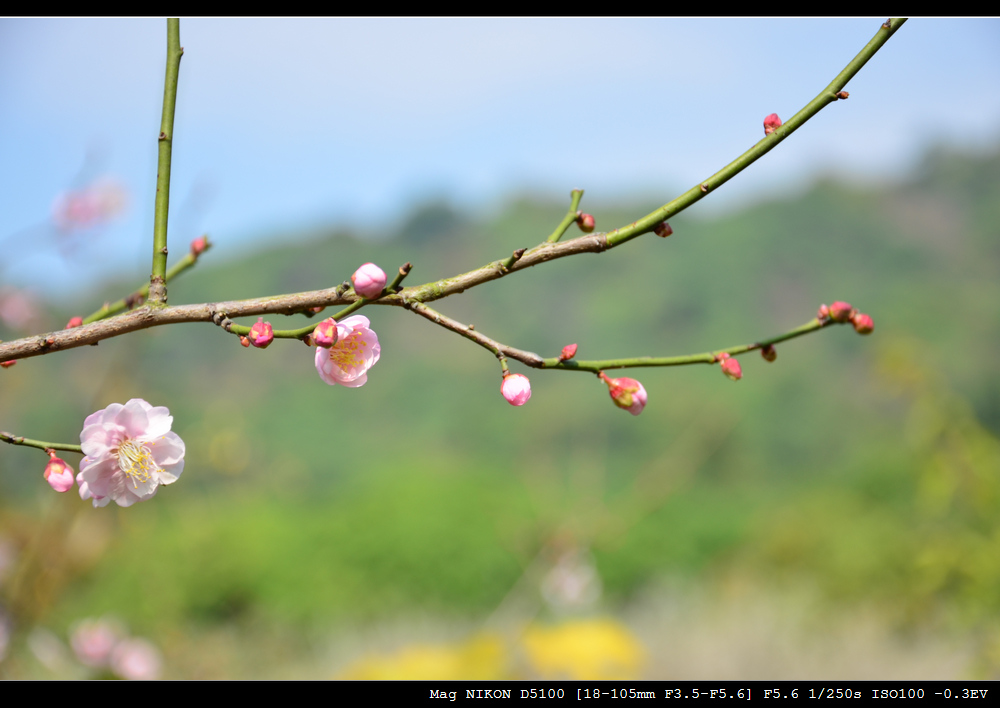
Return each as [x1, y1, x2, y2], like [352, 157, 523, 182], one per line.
[148, 18, 183, 307]
[0, 431, 82, 454]
[83, 240, 210, 325]
[546, 189, 585, 243]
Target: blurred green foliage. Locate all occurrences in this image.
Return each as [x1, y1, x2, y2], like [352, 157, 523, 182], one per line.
[1, 146, 998, 676]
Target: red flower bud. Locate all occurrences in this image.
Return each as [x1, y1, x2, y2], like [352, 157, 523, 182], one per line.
[313, 318, 339, 348]
[653, 222, 673, 238]
[763, 113, 782, 136]
[577, 213, 595, 233]
[600, 372, 647, 416]
[65, 316, 83, 329]
[190, 236, 208, 257]
[240, 336, 250, 347]
[829, 301, 855, 323]
[558, 343, 578, 361]
[761, 344, 777, 362]
[851, 312, 874, 335]
[818, 304, 830, 320]
[247, 318, 273, 348]
[720, 354, 742, 381]
[1, 360, 15, 369]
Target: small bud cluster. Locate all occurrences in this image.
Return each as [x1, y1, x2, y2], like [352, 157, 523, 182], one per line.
[818, 301, 874, 335]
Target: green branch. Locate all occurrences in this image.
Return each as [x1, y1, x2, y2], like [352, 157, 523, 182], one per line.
[602, 18, 907, 249]
[0, 431, 83, 455]
[149, 18, 183, 306]
[546, 189, 585, 243]
[541, 317, 836, 373]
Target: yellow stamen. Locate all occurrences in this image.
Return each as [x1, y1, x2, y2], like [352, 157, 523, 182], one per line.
[115, 438, 163, 489]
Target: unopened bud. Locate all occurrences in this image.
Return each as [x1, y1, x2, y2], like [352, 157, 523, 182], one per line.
[601, 373, 647, 416]
[818, 304, 830, 320]
[501, 373, 532, 407]
[761, 344, 777, 362]
[851, 312, 874, 335]
[653, 222, 673, 238]
[720, 356, 742, 381]
[836, 91, 849, 100]
[829, 301, 855, 323]
[313, 318, 339, 348]
[352, 263, 387, 299]
[240, 335, 250, 347]
[1, 360, 15, 369]
[247, 318, 274, 348]
[190, 236, 208, 257]
[576, 213, 595, 233]
[65, 316, 83, 329]
[44, 453, 75, 493]
[309, 306, 325, 314]
[559, 343, 578, 361]
[763, 113, 782, 136]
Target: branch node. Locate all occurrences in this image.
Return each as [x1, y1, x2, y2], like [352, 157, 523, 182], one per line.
[700, 184, 709, 193]
[158, 131, 167, 141]
[836, 91, 849, 100]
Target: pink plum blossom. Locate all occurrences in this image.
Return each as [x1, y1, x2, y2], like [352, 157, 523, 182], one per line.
[77, 399, 185, 508]
[44, 453, 75, 493]
[718, 353, 743, 381]
[501, 373, 532, 406]
[601, 373, 647, 416]
[763, 113, 782, 135]
[829, 301, 855, 323]
[314, 315, 380, 387]
[852, 312, 874, 334]
[351, 263, 387, 299]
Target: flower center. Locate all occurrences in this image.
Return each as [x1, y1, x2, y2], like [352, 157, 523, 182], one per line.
[328, 329, 368, 371]
[115, 438, 162, 489]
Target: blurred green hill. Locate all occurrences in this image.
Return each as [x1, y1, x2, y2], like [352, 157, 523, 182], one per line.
[1, 145, 998, 676]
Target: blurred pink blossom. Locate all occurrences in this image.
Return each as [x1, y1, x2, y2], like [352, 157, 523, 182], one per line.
[70, 617, 124, 668]
[0, 287, 43, 331]
[314, 315, 380, 387]
[51, 178, 128, 233]
[110, 638, 163, 680]
[77, 399, 185, 508]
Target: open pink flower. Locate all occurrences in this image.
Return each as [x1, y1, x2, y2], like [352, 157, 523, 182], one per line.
[77, 399, 185, 508]
[314, 315, 380, 387]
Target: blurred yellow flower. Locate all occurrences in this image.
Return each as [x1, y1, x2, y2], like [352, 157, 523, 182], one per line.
[338, 633, 505, 680]
[521, 618, 644, 680]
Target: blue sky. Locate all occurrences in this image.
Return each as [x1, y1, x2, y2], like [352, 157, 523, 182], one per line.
[2, 18, 998, 299]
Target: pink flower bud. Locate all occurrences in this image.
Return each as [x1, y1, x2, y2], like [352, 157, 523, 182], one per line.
[190, 235, 208, 257]
[501, 373, 532, 406]
[577, 213, 595, 233]
[351, 263, 387, 299]
[313, 318, 339, 348]
[44, 453, 75, 493]
[239, 336, 250, 347]
[65, 316, 83, 329]
[761, 344, 777, 362]
[829, 301, 855, 323]
[720, 356, 742, 381]
[1, 360, 15, 369]
[763, 113, 782, 135]
[851, 312, 874, 335]
[818, 304, 830, 320]
[601, 373, 647, 416]
[247, 318, 273, 348]
[653, 222, 673, 238]
[559, 343, 578, 361]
